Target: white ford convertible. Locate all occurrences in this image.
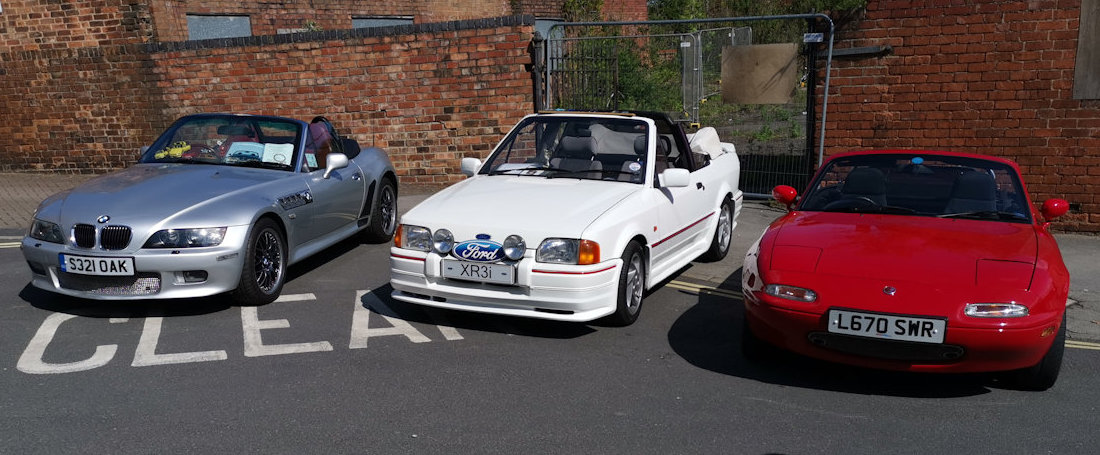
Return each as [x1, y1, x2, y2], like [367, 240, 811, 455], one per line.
[390, 111, 742, 325]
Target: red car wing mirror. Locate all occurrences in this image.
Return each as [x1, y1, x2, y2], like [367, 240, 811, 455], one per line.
[772, 185, 798, 210]
[1040, 198, 1069, 221]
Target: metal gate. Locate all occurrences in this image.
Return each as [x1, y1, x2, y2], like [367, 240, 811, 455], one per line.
[538, 14, 835, 197]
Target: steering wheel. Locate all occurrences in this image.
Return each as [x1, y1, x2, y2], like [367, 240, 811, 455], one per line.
[823, 195, 880, 211]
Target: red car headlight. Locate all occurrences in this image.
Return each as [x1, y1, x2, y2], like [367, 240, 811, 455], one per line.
[765, 284, 818, 302]
[964, 303, 1029, 318]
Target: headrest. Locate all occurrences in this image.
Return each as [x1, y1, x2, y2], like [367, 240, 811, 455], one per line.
[559, 136, 596, 158]
[843, 167, 886, 195]
[633, 135, 647, 156]
[951, 171, 996, 200]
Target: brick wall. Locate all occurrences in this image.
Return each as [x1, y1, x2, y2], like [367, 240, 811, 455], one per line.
[146, 17, 536, 185]
[0, 14, 536, 185]
[148, 0, 579, 41]
[824, 0, 1100, 232]
[0, 1, 164, 172]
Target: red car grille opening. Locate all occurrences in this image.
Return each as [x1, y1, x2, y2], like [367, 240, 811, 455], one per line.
[807, 332, 966, 363]
[72, 224, 132, 250]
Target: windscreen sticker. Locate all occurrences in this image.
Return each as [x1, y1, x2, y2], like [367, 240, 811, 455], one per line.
[305, 153, 318, 169]
[263, 144, 293, 166]
[224, 142, 265, 163]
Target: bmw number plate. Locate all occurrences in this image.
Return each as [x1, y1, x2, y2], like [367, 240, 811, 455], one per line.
[59, 254, 135, 276]
[827, 309, 946, 344]
[442, 259, 515, 285]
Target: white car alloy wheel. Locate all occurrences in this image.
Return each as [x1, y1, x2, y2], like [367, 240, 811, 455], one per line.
[607, 241, 645, 326]
[701, 198, 733, 262]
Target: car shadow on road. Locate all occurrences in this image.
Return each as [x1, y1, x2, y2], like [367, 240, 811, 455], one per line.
[19, 285, 231, 318]
[367, 283, 598, 340]
[666, 267, 1002, 398]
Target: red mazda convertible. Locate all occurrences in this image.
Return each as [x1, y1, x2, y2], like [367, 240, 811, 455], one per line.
[741, 150, 1070, 390]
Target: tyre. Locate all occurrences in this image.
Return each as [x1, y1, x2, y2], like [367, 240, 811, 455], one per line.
[363, 177, 398, 243]
[605, 241, 646, 326]
[699, 197, 732, 262]
[231, 218, 287, 306]
[1005, 313, 1065, 391]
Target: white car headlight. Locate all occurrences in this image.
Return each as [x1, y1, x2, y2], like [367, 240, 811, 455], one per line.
[29, 219, 64, 244]
[503, 235, 526, 261]
[536, 238, 599, 265]
[143, 227, 227, 248]
[765, 284, 817, 302]
[399, 225, 431, 252]
[432, 229, 454, 254]
[965, 303, 1029, 318]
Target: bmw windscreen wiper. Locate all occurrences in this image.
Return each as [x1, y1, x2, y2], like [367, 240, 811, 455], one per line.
[232, 160, 293, 171]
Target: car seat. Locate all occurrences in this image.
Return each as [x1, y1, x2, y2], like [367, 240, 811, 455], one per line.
[552, 136, 602, 176]
[944, 171, 997, 213]
[841, 167, 888, 205]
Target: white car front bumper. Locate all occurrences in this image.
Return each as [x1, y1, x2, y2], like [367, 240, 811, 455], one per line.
[389, 247, 623, 322]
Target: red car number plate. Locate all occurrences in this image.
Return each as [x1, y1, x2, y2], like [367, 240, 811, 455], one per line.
[828, 309, 946, 344]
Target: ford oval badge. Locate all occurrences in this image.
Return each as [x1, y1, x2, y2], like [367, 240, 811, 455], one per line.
[452, 240, 504, 262]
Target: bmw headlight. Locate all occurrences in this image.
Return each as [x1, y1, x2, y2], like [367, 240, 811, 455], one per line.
[503, 235, 526, 261]
[29, 219, 64, 244]
[432, 229, 454, 254]
[399, 225, 431, 252]
[536, 238, 599, 265]
[143, 227, 227, 248]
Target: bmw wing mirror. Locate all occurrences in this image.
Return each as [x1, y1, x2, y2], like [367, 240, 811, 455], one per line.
[323, 153, 349, 179]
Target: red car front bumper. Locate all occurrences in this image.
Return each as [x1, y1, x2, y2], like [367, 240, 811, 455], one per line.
[744, 302, 1061, 374]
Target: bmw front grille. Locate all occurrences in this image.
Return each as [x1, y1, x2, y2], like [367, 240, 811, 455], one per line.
[72, 224, 132, 250]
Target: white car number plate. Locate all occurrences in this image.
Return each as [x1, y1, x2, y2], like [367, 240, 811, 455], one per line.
[827, 309, 946, 344]
[59, 254, 135, 276]
[442, 259, 515, 285]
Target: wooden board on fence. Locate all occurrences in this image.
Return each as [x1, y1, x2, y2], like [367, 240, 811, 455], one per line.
[721, 43, 800, 105]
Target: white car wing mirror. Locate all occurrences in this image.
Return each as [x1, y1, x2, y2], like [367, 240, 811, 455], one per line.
[323, 153, 349, 179]
[659, 168, 690, 188]
[460, 157, 482, 177]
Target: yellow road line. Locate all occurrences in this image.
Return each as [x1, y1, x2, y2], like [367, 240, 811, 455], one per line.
[666, 280, 742, 300]
[1066, 340, 1100, 351]
[0, 242, 20, 249]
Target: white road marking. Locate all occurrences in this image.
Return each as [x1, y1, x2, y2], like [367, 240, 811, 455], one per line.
[132, 317, 228, 366]
[275, 293, 317, 302]
[350, 290, 431, 348]
[17, 313, 118, 374]
[241, 303, 334, 357]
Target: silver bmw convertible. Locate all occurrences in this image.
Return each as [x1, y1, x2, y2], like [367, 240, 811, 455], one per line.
[21, 113, 398, 305]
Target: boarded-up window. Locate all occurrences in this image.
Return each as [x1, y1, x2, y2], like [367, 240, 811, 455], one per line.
[1074, 0, 1100, 99]
[187, 15, 251, 40]
[352, 17, 413, 29]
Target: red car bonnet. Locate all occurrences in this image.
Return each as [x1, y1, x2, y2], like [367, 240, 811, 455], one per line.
[769, 211, 1037, 287]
